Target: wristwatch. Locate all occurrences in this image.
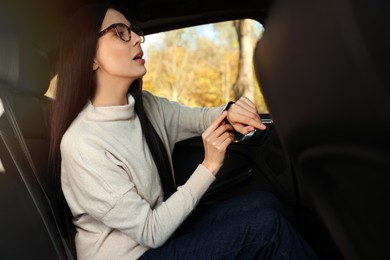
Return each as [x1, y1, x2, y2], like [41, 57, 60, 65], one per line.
[223, 101, 235, 124]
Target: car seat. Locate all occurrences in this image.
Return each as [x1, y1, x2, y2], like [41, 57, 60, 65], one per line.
[254, 0, 390, 259]
[0, 35, 74, 259]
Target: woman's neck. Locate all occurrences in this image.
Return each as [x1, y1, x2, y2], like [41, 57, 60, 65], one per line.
[91, 92, 128, 106]
[92, 77, 133, 107]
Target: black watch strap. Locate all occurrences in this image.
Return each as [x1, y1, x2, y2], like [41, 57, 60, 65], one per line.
[223, 101, 235, 124]
[223, 101, 235, 112]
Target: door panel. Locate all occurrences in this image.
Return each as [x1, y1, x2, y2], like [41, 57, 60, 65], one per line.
[172, 114, 297, 207]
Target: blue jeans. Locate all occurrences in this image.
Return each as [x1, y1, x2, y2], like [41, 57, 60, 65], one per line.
[140, 192, 319, 260]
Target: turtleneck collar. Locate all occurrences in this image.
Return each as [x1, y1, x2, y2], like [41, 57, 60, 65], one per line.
[82, 94, 136, 121]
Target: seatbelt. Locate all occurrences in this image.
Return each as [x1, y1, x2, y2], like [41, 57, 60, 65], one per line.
[0, 92, 74, 260]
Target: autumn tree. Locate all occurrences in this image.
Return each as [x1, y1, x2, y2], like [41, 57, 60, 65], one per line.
[211, 21, 238, 102]
[143, 20, 268, 112]
[232, 19, 257, 101]
[143, 26, 230, 107]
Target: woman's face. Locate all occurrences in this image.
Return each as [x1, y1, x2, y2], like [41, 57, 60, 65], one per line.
[93, 9, 146, 84]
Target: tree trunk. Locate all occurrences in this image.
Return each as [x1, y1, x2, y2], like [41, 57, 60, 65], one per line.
[232, 19, 255, 101]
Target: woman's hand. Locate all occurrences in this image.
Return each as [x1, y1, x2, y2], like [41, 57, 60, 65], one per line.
[201, 111, 235, 175]
[226, 97, 266, 135]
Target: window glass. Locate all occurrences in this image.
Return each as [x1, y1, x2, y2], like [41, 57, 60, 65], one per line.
[143, 19, 268, 112]
[46, 19, 267, 112]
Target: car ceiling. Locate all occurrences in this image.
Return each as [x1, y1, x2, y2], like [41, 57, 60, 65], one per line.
[1, 0, 272, 69]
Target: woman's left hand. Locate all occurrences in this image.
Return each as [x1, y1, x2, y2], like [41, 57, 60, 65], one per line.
[226, 96, 266, 135]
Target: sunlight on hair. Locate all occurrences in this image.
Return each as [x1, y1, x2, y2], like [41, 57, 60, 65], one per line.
[0, 158, 5, 174]
[45, 75, 57, 98]
[0, 100, 6, 173]
[0, 98, 4, 117]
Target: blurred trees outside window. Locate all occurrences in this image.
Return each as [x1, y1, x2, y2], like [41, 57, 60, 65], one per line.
[143, 19, 268, 112]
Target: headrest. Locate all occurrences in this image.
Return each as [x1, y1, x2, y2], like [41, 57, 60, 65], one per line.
[253, 0, 390, 148]
[0, 36, 50, 96]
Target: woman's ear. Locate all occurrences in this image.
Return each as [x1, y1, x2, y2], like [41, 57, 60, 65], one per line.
[93, 60, 99, 71]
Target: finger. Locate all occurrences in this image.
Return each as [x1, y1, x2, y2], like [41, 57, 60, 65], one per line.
[204, 124, 233, 149]
[229, 124, 253, 135]
[203, 111, 228, 135]
[228, 98, 264, 130]
[229, 107, 259, 121]
[230, 110, 265, 130]
[235, 97, 258, 114]
[240, 116, 265, 131]
[210, 131, 234, 151]
[212, 122, 234, 138]
[219, 132, 235, 149]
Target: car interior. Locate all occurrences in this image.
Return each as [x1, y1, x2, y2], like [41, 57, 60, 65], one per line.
[253, 0, 390, 259]
[0, 0, 389, 259]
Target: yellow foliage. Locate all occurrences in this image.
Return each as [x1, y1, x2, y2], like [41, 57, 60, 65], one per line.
[142, 21, 269, 112]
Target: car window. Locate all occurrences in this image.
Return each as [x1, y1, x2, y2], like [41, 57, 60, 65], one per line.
[143, 19, 268, 112]
[46, 19, 267, 113]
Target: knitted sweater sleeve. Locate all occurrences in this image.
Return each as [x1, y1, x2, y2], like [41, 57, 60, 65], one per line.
[61, 127, 216, 249]
[142, 91, 225, 146]
[102, 164, 215, 248]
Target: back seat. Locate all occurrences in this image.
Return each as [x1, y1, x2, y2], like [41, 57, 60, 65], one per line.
[0, 36, 74, 259]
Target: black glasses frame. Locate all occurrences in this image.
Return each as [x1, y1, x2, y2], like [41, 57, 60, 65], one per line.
[99, 23, 145, 43]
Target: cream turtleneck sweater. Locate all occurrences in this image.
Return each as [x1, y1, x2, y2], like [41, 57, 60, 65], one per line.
[60, 91, 224, 260]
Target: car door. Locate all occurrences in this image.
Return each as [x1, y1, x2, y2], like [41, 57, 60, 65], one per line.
[172, 115, 296, 208]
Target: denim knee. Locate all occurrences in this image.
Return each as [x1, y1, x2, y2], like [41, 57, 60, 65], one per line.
[238, 191, 284, 213]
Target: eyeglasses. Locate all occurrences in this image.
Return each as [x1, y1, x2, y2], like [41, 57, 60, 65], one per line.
[99, 23, 145, 43]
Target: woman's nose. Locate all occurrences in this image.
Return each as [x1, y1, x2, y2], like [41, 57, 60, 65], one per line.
[131, 31, 142, 45]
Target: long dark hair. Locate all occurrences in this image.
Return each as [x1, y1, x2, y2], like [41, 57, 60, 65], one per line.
[49, 2, 175, 249]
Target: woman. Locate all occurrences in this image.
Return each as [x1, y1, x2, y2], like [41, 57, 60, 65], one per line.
[50, 3, 318, 260]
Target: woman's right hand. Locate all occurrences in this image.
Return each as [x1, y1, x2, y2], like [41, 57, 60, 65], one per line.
[201, 111, 235, 175]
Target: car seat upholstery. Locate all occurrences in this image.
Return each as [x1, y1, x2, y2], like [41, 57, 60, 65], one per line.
[0, 36, 74, 259]
[254, 0, 390, 259]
